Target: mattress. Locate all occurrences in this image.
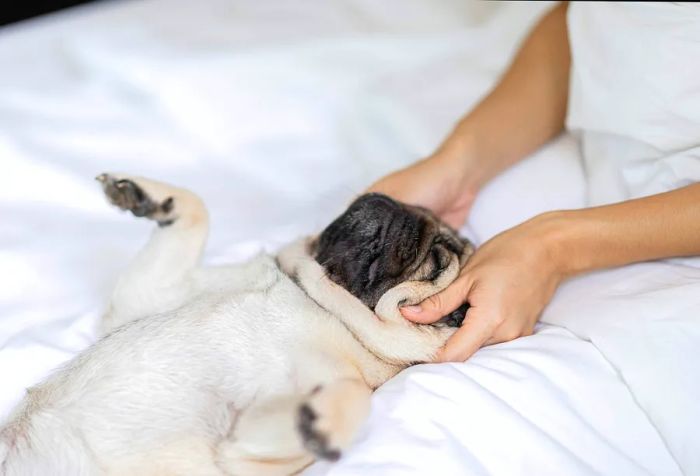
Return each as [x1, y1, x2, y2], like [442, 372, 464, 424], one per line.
[0, 1, 695, 475]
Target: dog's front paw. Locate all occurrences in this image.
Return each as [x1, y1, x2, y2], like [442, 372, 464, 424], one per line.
[297, 380, 371, 462]
[97, 173, 176, 226]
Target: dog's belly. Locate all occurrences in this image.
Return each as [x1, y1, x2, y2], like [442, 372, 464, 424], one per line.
[26, 313, 240, 459]
[11, 260, 345, 465]
[3, 255, 371, 475]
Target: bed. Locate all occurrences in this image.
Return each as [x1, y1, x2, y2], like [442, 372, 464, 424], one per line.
[1, 1, 697, 475]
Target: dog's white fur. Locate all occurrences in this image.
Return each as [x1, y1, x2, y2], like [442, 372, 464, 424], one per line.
[0, 175, 464, 476]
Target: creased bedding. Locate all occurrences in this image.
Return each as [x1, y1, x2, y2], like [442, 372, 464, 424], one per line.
[0, 1, 695, 475]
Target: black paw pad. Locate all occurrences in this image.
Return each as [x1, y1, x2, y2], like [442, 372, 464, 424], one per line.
[161, 197, 174, 214]
[297, 403, 341, 461]
[114, 179, 155, 217]
[97, 174, 176, 225]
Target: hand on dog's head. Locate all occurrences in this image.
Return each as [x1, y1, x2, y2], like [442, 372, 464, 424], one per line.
[313, 193, 473, 326]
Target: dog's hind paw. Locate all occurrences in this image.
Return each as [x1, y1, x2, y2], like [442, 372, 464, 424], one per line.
[297, 396, 341, 461]
[296, 380, 371, 462]
[97, 173, 176, 226]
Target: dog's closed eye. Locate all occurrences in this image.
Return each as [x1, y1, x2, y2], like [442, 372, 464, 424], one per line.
[425, 247, 447, 282]
[367, 257, 381, 285]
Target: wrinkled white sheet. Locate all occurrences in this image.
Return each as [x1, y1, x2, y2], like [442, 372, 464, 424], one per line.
[306, 325, 676, 476]
[0, 1, 689, 475]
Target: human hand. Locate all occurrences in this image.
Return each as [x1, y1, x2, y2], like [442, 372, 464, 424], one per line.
[402, 212, 567, 362]
[366, 147, 480, 229]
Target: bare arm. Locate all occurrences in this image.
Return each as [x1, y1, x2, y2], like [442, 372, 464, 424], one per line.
[443, 1, 571, 190]
[368, 3, 571, 227]
[551, 184, 700, 276]
[371, 2, 700, 362]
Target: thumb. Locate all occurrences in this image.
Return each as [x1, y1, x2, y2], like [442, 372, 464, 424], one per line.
[400, 276, 469, 324]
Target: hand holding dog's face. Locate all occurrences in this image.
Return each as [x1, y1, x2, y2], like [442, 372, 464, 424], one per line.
[313, 193, 473, 326]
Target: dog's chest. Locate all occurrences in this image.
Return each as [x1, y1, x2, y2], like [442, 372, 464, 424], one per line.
[191, 255, 399, 391]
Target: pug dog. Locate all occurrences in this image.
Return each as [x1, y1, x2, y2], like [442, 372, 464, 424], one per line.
[0, 174, 473, 476]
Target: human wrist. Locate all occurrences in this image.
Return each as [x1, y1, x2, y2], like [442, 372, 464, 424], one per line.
[530, 210, 587, 281]
[531, 209, 599, 280]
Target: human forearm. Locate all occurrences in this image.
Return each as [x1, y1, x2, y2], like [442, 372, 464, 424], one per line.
[543, 184, 700, 277]
[438, 2, 571, 191]
[367, 3, 572, 229]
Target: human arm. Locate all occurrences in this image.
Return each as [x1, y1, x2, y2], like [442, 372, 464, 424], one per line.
[367, 2, 571, 228]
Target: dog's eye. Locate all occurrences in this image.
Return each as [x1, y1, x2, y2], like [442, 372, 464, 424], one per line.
[431, 248, 441, 268]
[425, 247, 444, 281]
[367, 257, 381, 284]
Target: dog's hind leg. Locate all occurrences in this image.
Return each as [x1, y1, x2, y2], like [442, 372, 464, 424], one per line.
[215, 395, 315, 476]
[296, 378, 372, 462]
[96, 173, 208, 334]
[216, 379, 371, 475]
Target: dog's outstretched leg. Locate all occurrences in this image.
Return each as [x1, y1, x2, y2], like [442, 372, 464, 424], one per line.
[97, 173, 208, 334]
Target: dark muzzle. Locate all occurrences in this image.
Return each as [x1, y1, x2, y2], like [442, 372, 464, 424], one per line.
[435, 302, 470, 328]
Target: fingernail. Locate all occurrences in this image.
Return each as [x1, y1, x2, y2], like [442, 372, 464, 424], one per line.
[402, 305, 422, 314]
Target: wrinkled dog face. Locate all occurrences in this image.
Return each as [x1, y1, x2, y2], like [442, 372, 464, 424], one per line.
[314, 193, 473, 326]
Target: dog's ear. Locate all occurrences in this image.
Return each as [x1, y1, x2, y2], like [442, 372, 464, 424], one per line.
[308, 237, 319, 257]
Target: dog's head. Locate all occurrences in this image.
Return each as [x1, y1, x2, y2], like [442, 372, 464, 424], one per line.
[313, 193, 473, 327]
[277, 193, 474, 365]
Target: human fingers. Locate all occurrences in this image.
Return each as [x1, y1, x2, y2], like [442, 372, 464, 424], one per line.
[436, 307, 499, 362]
[401, 275, 470, 324]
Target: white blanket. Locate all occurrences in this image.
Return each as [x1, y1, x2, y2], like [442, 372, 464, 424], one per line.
[0, 1, 692, 475]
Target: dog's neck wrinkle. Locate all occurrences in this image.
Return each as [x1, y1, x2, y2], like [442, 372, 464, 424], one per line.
[276, 239, 411, 366]
[274, 248, 402, 387]
[288, 275, 400, 388]
[277, 237, 454, 367]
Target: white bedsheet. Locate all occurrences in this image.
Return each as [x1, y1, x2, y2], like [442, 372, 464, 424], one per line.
[0, 1, 692, 475]
[306, 325, 676, 476]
